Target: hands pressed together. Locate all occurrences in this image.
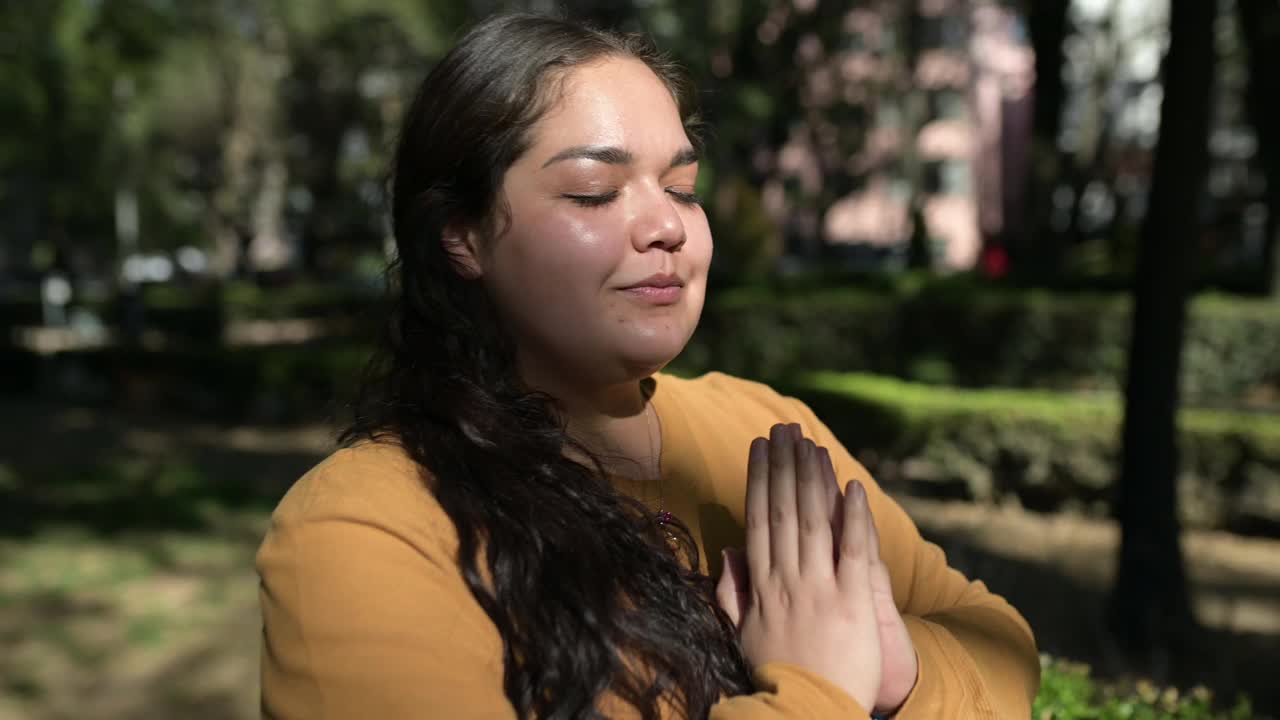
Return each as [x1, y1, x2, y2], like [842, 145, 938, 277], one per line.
[715, 423, 919, 716]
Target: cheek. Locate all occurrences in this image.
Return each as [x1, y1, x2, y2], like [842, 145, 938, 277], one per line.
[493, 210, 623, 312]
[684, 211, 714, 275]
[519, 214, 619, 286]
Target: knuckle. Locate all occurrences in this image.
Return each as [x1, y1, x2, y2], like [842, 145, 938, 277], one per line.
[840, 538, 862, 558]
[775, 585, 793, 611]
[770, 506, 788, 526]
[799, 515, 823, 535]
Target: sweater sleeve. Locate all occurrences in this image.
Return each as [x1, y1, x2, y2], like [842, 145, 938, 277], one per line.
[257, 449, 871, 719]
[711, 664, 870, 719]
[788, 397, 1041, 719]
[256, 491, 518, 719]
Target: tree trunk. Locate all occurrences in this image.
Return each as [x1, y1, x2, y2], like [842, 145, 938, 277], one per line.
[36, 0, 70, 275]
[1238, 0, 1280, 296]
[1109, 0, 1215, 663]
[1022, 0, 1070, 277]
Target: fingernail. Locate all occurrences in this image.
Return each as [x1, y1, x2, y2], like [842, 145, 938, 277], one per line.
[750, 437, 767, 462]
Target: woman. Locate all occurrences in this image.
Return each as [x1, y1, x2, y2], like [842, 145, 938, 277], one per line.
[257, 13, 1039, 719]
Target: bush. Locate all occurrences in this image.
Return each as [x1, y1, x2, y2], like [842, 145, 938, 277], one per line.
[780, 372, 1280, 532]
[218, 280, 379, 321]
[1035, 656, 1255, 719]
[32, 281, 385, 345]
[678, 282, 1280, 409]
[19, 342, 375, 423]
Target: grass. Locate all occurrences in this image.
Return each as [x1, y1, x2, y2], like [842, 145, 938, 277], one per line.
[1035, 656, 1255, 719]
[0, 514, 266, 718]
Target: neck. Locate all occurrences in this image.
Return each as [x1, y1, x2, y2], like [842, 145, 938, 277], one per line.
[518, 356, 656, 473]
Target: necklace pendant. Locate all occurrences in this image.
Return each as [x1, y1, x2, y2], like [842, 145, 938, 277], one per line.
[655, 510, 678, 542]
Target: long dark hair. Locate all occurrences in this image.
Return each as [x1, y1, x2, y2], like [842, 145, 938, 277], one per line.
[341, 13, 753, 719]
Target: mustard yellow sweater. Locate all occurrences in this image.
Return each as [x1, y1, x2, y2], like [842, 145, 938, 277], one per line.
[257, 372, 1039, 718]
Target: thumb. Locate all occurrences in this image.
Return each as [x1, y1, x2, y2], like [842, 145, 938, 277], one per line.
[716, 548, 750, 629]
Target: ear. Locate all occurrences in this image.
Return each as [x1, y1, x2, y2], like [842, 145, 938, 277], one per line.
[441, 220, 485, 279]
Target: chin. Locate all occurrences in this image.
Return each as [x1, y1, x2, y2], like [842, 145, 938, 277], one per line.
[616, 330, 692, 376]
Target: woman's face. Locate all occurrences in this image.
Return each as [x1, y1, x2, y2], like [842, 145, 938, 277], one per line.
[475, 56, 712, 387]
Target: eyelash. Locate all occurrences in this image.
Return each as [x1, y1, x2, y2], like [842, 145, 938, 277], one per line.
[563, 189, 702, 209]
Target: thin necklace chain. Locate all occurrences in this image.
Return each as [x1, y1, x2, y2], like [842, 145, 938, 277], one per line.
[643, 400, 677, 535]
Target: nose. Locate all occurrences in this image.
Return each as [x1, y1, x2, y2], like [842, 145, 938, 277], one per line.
[630, 188, 687, 253]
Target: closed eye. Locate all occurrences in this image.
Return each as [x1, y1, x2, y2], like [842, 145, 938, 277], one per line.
[562, 191, 619, 208]
[667, 188, 702, 206]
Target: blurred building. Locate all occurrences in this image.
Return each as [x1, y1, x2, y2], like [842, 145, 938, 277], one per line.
[759, 0, 1032, 272]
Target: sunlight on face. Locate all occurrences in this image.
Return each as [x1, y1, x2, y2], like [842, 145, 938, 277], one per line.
[479, 56, 712, 387]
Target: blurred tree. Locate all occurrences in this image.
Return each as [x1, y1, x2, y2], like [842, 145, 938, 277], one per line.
[0, 0, 172, 280]
[1022, 0, 1070, 277]
[1238, 0, 1280, 296]
[16, 0, 462, 284]
[283, 12, 423, 274]
[1110, 0, 1214, 663]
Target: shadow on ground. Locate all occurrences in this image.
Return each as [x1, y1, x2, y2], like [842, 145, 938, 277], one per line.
[913, 509, 1280, 717]
[0, 398, 331, 537]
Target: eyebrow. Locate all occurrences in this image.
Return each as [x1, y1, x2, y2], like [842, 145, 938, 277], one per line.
[541, 144, 700, 170]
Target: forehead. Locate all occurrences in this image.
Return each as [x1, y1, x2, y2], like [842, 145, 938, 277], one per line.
[526, 57, 688, 157]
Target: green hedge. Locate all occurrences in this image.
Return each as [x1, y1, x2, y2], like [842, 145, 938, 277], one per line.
[1035, 656, 1254, 719]
[0, 282, 380, 347]
[136, 281, 378, 337]
[781, 372, 1280, 532]
[679, 283, 1280, 410]
[216, 280, 379, 321]
[19, 342, 374, 423]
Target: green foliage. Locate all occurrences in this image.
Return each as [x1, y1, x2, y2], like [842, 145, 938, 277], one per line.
[780, 372, 1280, 529]
[677, 281, 1280, 409]
[1035, 657, 1255, 719]
[0, 0, 466, 273]
[707, 176, 783, 282]
[0, 453, 280, 537]
[7, 341, 373, 424]
[217, 280, 379, 320]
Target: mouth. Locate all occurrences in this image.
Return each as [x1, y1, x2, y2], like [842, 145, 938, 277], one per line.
[621, 273, 684, 290]
[619, 273, 685, 305]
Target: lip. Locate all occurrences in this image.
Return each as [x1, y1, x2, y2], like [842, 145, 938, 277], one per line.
[621, 273, 684, 290]
[620, 285, 683, 304]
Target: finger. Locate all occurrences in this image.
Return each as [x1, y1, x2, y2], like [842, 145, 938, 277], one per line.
[858, 481, 882, 565]
[723, 546, 749, 587]
[819, 447, 844, 553]
[797, 439, 834, 576]
[836, 481, 874, 604]
[745, 437, 771, 580]
[858, 484, 895, 599]
[768, 423, 800, 573]
[716, 548, 749, 628]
